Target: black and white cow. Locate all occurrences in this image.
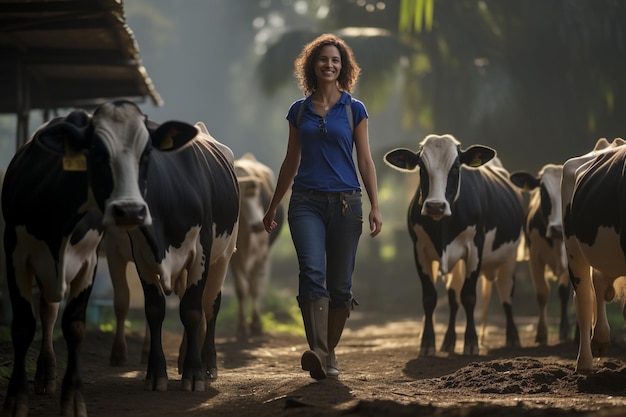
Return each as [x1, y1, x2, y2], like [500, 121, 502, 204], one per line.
[561, 137, 626, 373]
[231, 153, 283, 341]
[384, 134, 525, 355]
[510, 164, 571, 345]
[106, 120, 240, 376]
[85, 100, 239, 391]
[2, 111, 103, 417]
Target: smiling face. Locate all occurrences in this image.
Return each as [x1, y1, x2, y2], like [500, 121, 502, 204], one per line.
[314, 44, 341, 85]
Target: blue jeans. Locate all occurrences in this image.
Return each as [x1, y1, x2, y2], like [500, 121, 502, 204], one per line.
[288, 190, 363, 310]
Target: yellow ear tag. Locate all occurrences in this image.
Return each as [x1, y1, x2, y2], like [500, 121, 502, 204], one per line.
[159, 134, 174, 150]
[469, 157, 482, 167]
[159, 128, 179, 150]
[62, 137, 87, 171]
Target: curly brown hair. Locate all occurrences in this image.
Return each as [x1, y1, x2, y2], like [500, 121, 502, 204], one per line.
[294, 33, 361, 95]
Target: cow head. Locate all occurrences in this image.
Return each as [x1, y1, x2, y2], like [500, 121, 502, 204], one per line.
[384, 134, 495, 220]
[235, 154, 274, 235]
[89, 100, 198, 228]
[510, 164, 564, 239]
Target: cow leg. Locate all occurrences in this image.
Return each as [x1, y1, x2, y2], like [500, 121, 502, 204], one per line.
[249, 259, 270, 337]
[142, 282, 168, 391]
[3, 285, 36, 417]
[179, 283, 205, 391]
[441, 265, 464, 353]
[141, 323, 151, 364]
[567, 251, 595, 373]
[200, 249, 232, 381]
[419, 276, 437, 356]
[107, 246, 130, 366]
[461, 275, 479, 355]
[231, 261, 250, 341]
[441, 288, 459, 353]
[530, 258, 550, 345]
[479, 275, 492, 345]
[59, 289, 91, 417]
[35, 295, 59, 395]
[591, 269, 612, 357]
[494, 266, 520, 348]
[557, 272, 571, 342]
[201, 292, 221, 380]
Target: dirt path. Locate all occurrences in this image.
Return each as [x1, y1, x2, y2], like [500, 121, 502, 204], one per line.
[3, 312, 626, 417]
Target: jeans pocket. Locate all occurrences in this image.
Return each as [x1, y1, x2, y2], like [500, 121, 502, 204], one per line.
[345, 194, 363, 222]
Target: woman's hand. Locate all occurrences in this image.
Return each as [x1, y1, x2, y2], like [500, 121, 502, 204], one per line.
[263, 209, 278, 234]
[369, 208, 382, 237]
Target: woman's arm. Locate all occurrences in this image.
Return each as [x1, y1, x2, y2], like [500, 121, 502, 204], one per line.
[353, 117, 383, 237]
[263, 124, 301, 233]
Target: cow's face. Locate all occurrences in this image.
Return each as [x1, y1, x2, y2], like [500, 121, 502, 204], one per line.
[537, 165, 564, 239]
[89, 100, 152, 228]
[235, 155, 274, 235]
[88, 101, 198, 229]
[384, 134, 495, 220]
[510, 164, 564, 239]
[237, 174, 266, 234]
[416, 135, 462, 219]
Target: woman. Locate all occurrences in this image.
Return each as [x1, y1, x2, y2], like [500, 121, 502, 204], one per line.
[263, 33, 383, 380]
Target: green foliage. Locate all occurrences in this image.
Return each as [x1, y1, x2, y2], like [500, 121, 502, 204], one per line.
[399, 0, 435, 33]
[260, 293, 304, 336]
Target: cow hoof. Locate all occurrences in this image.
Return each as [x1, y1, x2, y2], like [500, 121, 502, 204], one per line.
[110, 356, 127, 367]
[206, 367, 218, 381]
[110, 340, 128, 366]
[250, 320, 263, 337]
[34, 365, 57, 395]
[463, 344, 479, 356]
[144, 376, 168, 391]
[3, 395, 29, 417]
[110, 348, 128, 366]
[575, 366, 594, 375]
[34, 377, 57, 395]
[60, 391, 87, 417]
[182, 377, 205, 392]
[507, 336, 521, 348]
[591, 340, 611, 357]
[419, 345, 436, 356]
[535, 325, 548, 345]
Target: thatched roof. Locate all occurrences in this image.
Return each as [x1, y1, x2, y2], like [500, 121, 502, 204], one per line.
[0, 0, 163, 114]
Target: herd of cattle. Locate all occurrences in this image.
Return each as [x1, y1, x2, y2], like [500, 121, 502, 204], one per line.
[0, 100, 624, 416]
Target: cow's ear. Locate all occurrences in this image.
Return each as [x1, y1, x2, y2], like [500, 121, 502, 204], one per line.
[509, 171, 539, 191]
[144, 119, 161, 135]
[35, 110, 92, 155]
[151, 121, 198, 151]
[383, 149, 420, 172]
[459, 145, 495, 168]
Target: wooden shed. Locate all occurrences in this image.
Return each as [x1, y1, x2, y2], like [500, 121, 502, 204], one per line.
[0, 0, 163, 149]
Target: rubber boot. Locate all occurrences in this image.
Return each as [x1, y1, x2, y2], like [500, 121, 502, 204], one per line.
[300, 299, 329, 380]
[326, 307, 350, 378]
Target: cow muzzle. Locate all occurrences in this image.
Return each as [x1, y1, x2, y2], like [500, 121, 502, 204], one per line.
[422, 200, 450, 220]
[547, 225, 563, 239]
[109, 202, 150, 227]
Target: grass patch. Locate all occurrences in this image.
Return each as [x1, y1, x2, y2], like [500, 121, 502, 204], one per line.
[217, 284, 303, 337]
[82, 284, 304, 339]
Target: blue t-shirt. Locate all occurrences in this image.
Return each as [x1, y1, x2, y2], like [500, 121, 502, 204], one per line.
[287, 91, 368, 193]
